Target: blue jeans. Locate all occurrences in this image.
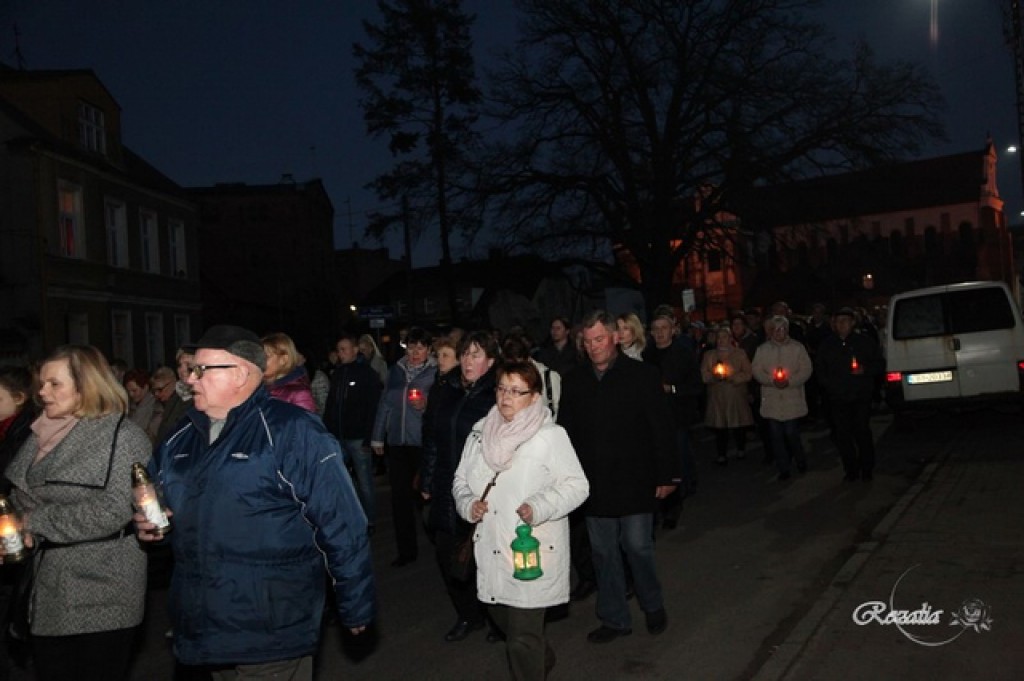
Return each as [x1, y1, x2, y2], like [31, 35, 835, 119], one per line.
[341, 439, 376, 525]
[586, 514, 664, 630]
[768, 418, 806, 475]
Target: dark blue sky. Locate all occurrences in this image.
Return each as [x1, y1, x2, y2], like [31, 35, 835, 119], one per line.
[2, 1, 1018, 265]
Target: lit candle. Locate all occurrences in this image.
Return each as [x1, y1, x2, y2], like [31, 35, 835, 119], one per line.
[408, 388, 422, 402]
[774, 367, 787, 382]
[850, 356, 860, 373]
[713, 361, 728, 379]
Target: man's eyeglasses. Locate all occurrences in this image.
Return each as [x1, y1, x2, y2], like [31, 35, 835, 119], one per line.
[495, 385, 532, 398]
[152, 382, 173, 394]
[187, 364, 238, 379]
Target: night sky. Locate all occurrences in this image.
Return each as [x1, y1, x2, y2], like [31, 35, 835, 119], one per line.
[1, 0, 1018, 265]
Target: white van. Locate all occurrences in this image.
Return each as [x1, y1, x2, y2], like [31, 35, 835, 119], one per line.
[884, 281, 1024, 410]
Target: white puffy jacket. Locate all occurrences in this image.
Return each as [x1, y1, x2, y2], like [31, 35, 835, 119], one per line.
[453, 414, 589, 609]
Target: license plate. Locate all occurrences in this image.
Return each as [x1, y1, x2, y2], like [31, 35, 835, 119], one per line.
[906, 370, 954, 385]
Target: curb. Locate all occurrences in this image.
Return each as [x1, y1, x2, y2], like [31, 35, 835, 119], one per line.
[749, 440, 957, 681]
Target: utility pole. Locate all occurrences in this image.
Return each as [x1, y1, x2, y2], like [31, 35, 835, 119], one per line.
[1011, 0, 1024, 203]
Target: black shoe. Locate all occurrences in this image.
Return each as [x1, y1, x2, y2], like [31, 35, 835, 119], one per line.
[645, 608, 668, 635]
[571, 580, 597, 602]
[391, 555, 416, 567]
[444, 619, 484, 642]
[586, 625, 631, 643]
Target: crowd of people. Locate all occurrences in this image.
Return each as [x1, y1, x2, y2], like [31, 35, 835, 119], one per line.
[0, 300, 886, 681]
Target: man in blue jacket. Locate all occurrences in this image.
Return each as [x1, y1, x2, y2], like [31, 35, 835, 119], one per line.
[136, 325, 375, 678]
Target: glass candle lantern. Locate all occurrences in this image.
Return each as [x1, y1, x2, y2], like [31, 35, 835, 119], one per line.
[773, 366, 787, 382]
[0, 495, 26, 562]
[510, 524, 543, 581]
[131, 462, 171, 536]
[713, 361, 728, 379]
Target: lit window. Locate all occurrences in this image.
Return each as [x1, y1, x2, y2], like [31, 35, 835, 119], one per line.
[105, 199, 128, 267]
[57, 181, 84, 258]
[140, 210, 160, 273]
[78, 101, 106, 154]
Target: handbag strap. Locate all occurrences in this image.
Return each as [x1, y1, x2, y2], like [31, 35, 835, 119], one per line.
[479, 471, 500, 502]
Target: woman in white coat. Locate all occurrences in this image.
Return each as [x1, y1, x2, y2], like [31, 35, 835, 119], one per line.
[454, 361, 589, 680]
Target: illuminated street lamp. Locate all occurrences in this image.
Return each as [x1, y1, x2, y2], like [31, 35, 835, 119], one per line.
[862, 273, 875, 290]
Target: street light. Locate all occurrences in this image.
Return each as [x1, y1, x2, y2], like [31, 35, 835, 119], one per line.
[862, 273, 875, 290]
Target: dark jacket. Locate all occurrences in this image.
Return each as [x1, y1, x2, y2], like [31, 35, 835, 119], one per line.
[535, 341, 579, 377]
[815, 330, 882, 403]
[0, 404, 36, 495]
[558, 355, 678, 516]
[154, 390, 191, 447]
[371, 357, 436, 447]
[152, 387, 375, 666]
[421, 366, 497, 535]
[323, 359, 382, 442]
[642, 342, 702, 427]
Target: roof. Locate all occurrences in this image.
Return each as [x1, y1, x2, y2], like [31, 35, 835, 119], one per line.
[742, 148, 990, 226]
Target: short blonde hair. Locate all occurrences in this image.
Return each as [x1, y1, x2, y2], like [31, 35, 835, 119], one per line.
[45, 345, 129, 418]
[261, 332, 299, 376]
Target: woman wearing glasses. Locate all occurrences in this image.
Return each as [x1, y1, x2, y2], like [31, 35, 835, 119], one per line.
[6, 345, 150, 681]
[420, 330, 499, 642]
[454, 361, 589, 680]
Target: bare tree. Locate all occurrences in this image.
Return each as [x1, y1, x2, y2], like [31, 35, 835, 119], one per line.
[354, 0, 481, 321]
[479, 0, 945, 309]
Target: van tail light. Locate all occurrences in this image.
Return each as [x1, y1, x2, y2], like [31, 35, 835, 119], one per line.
[1017, 361, 1024, 372]
[886, 371, 903, 383]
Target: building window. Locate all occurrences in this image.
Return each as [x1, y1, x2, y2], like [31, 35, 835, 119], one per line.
[67, 312, 89, 345]
[140, 210, 160, 273]
[173, 315, 191, 350]
[111, 310, 133, 367]
[78, 101, 106, 154]
[57, 181, 85, 258]
[168, 220, 187, 277]
[105, 199, 128, 267]
[145, 313, 165, 370]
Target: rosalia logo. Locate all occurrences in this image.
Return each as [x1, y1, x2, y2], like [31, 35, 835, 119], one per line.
[851, 564, 993, 647]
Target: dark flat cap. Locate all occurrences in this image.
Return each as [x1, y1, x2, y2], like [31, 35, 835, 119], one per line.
[193, 324, 266, 372]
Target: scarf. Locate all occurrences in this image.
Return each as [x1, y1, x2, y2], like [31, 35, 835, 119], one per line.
[481, 397, 549, 472]
[30, 412, 80, 463]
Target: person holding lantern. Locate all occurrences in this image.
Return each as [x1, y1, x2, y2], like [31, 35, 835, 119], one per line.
[453, 360, 589, 679]
[6, 345, 150, 680]
[814, 307, 882, 481]
[701, 326, 754, 465]
[371, 327, 436, 567]
[752, 316, 814, 480]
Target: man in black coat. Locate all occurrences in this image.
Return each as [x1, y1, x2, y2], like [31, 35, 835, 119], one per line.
[558, 310, 678, 644]
[815, 308, 882, 481]
[324, 332, 383, 529]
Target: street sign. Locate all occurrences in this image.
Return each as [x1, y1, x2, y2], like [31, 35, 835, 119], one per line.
[369, 318, 386, 329]
[358, 305, 395, 319]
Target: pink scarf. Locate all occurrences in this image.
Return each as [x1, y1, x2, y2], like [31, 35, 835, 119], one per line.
[481, 398, 549, 472]
[31, 413, 79, 463]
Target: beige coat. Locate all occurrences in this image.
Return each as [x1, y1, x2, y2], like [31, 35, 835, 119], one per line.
[701, 348, 753, 428]
[751, 339, 813, 422]
[8, 413, 149, 636]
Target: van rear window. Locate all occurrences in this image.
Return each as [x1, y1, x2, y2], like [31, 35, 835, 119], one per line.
[892, 287, 1015, 340]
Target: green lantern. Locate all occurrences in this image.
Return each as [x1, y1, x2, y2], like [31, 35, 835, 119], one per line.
[511, 524, 543, 581]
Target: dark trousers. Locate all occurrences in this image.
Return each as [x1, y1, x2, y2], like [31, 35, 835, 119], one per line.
[831, 399, 875, 476]
[386, 445, 422, 560]
[569, 508, 595, 585]
[768, 418, 806, 475]
[488, 605, 554, 680]
[712, 427, 747, 459]
[32, 627, 137, 681]
[434, 529, 485, 623]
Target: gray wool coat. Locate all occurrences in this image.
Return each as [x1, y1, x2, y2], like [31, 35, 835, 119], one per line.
[7, 412, 149, 636]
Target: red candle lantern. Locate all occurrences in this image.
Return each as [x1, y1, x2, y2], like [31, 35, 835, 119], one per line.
[850, 356, 860, 373]
[408, 388, 422, 402]
[773, 367, 787, 382]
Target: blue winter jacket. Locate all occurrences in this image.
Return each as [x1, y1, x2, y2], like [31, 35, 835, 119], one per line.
[152, 386, 375, 666]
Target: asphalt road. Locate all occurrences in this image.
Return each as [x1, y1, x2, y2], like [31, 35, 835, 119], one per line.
[14, 405, 994, 680]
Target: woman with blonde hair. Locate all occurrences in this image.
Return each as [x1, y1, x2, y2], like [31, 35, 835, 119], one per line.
[6, 345, 150, 680]
[261, 332, 316, 412]
[616, 313, 647, 360]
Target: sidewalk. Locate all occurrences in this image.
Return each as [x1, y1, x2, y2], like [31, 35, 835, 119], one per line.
[753, 408, 1024, 681]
